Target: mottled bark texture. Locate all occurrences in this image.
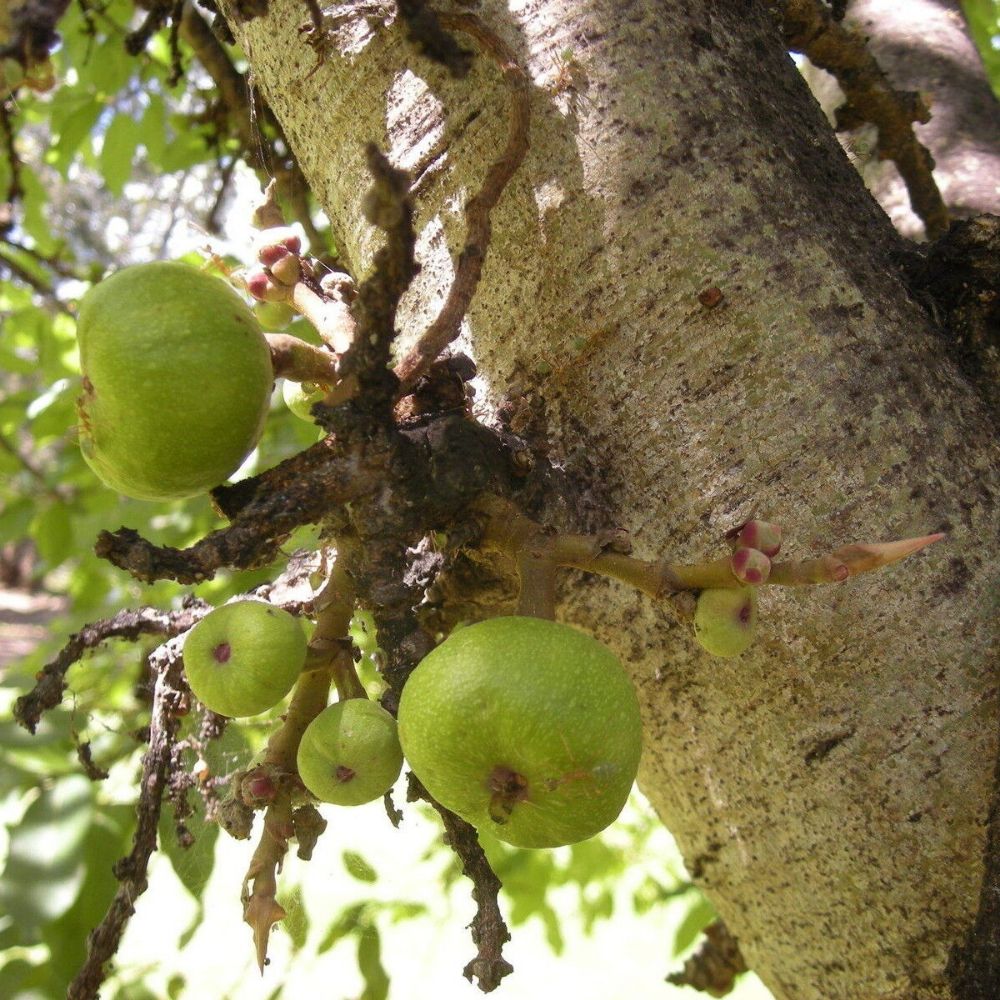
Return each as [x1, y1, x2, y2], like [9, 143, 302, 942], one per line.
[219, 1, 999, 998]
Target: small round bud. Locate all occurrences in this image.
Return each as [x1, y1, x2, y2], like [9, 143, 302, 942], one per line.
[246, 269, 288, 302]
[252, 225, 303, 260]
[269, 254, 301, 287]
[730, 547, 771, 585]
[258, 243, 291, 267]
[243, 771, 277, 805]
[727, 520, 782, 558]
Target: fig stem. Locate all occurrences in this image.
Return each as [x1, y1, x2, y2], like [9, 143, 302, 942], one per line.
[475, 494, 944, 597]
[290, 279, 357, 355]
[265, 333, 339, 386]
[313, 545, 369, 701]
[516, 546, 557, 620]
[242, 790, 292, 973]
[241, 547, 363, 973]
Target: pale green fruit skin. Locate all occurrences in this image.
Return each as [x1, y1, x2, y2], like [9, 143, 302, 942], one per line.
[693, 587, 759, 657]
[76, 261, 273, 500]
[397, 616, 642, 849]
[297, 699, 404, 806]
[183, 601, 306, 717]
[253, 300, 296, 331]
[282, 379, 325, 421]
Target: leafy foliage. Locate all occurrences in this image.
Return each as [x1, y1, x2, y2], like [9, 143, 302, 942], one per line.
[963, 0, 1000, 98]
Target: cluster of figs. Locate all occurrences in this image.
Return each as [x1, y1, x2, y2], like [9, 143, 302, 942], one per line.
[72, 259, 758, 848]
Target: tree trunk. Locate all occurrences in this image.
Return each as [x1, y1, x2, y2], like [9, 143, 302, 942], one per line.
[218, 1, 999, 997]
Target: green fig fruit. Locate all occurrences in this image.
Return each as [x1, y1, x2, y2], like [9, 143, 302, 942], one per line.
[76, 261, 273, 500]
[183, 600, 307, 717]
[397, 616, 643, 849]
[297, 699, 403, 805]
[693, 586, 758, 657]
[253, 299, 296, 331]
[282, 379, 326, 421]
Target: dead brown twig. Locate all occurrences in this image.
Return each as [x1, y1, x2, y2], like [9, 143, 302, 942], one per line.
[781, 0, 949, 239]
[66, 636, 188, 1000]
[13, 602, 209, 732]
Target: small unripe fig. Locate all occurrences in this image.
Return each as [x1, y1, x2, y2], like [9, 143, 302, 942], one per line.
[254, 300, 296, 331]
[297, 699, 403, 806]
[76, 262, 273, 501]
[253, 226, 302, 261]
[693, 587, 758, 658]
[398, 616, 643, 849]
[183, 601, 307, 717]
[282, 379, 326, 421]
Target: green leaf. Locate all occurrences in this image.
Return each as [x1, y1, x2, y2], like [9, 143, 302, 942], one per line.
[672, 893, 718, 957]
[357, 926, 389, 1000]
[100, 114, 141, 196]
[962, 0, 1000, 97]
[317, 902, 368, 953]
[0, 498, 35, 544]
[86, 39, 134, 96]
[159, 119, 211, 172]
[49, 98, 103, 175]
[281, 888, 310, 952]
[0, 775, 94, 928]
[138, 95, 167, 166]
[158, 806, 219, 905]
[42, 804, 135, 982]
[342, 850, 378, 883]
[30, 502, 75, 569]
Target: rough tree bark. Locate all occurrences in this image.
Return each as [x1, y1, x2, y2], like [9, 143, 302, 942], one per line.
[218, 1, 999, 998]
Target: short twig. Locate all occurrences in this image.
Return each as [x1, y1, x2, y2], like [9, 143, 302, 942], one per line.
[475, 494, 944, 598]
[266, 332, 340, 385]
[666, 919, 748, 996]
[1, 98, 24, 212]
[409, 775, 513, 993]
[66, 637, 188, 1000]
[94, 435, 371, 583]
[239, 554, 358, 970]
[393, 13, 530, 392]
[179, 2, 332, 253]
[13, 603, 209, 732]
[0, 428, 74, 499]
[781, 0, 949, 239]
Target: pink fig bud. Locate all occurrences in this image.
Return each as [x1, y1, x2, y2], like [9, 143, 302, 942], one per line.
[246, 270, 272, 300]
[258, 242, 291, 267]
[727, 520, 782, 557]
[246, 269, 287, 302]
[245, 774, 277, 804]
[280, 235, 302, 254]
[269, 254, 301, 287]
[730, 547, 771, 585]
